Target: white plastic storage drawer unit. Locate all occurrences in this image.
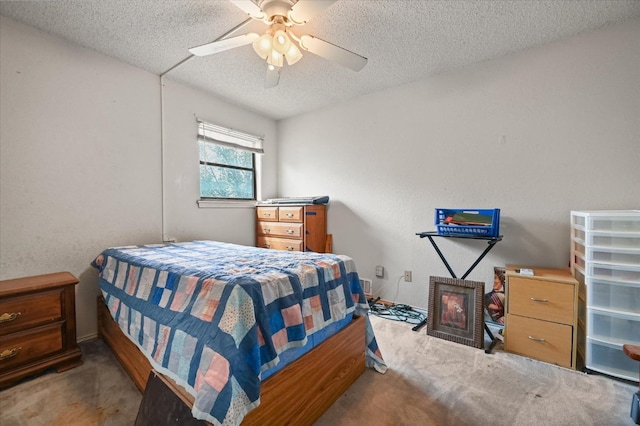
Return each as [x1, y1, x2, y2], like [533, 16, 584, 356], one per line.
[570, 210, 640, 382]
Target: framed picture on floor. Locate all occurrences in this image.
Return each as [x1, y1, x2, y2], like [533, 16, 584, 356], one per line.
[485, 266, 506, 325]
[427, 276, 485, 349]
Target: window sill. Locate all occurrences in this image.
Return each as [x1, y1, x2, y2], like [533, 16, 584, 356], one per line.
[197, 199, 257, 209]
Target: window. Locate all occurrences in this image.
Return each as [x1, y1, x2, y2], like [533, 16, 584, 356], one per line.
[197, 120, 263, 201]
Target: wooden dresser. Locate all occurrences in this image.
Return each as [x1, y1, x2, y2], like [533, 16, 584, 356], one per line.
[504, 265, 580, 369]
[256, 204, 327, 252]
[0, 272, 83, 388]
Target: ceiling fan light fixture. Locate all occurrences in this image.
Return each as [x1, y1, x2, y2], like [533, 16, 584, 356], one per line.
[267, 49, 284, 68]
[252, 33, 273, 59]
[272, 29, 291, 54]
[285, 42, 303, 65]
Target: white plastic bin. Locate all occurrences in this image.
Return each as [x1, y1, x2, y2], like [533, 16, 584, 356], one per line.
[586, 339, 639, 382]
[587, 277, 640, 315]
[572, 210, 640, 232]
[586, 262, 640, 284]
[586, 246, 640, 267]
[587, 231, 640, 249]
[587, 309, 640, 345]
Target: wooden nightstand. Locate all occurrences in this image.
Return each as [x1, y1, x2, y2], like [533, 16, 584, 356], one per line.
[504, 266, 580, 369]
[0, 272, 83, 388]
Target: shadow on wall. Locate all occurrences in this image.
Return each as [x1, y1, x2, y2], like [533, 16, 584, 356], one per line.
[77, 265, 102, 340]
[494, 216, 570, 268]
[327, 201, 384, 277]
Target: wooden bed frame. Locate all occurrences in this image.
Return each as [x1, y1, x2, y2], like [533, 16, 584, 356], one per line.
[97, 297, 366, 425]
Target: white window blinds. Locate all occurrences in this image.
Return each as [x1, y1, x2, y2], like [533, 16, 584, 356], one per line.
[197, 120, 264, 154]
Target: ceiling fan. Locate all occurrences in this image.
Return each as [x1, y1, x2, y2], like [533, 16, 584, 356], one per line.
[188, 0, 368, 88]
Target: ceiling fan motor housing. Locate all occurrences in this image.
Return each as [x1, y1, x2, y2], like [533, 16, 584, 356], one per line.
[259, 0, 295, 24]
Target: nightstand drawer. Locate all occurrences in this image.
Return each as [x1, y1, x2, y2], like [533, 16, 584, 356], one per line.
[0, 323, 64, 372]
[257, 237, 303, 252]
[0, 290, 63, 336]
[505, 314, 573, 368]
[257, 222, 303, 239]
[508, 276, 574, 325]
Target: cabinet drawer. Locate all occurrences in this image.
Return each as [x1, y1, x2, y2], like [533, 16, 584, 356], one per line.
[257, 222, 303, 239]
[257, 237, 303, 252]
[256, 206, 278, 222]
[505, 314, 573, 368]
[0, 323, 64, 372]
[508, 277, 574, 325]
[278, 206, 303, 223]
[0, 290, 63, 336]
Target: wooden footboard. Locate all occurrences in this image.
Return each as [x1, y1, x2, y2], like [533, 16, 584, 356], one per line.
[97, 297, 366, 424]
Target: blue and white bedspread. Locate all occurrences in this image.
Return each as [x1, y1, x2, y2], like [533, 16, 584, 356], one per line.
[92, 240, 386, 425]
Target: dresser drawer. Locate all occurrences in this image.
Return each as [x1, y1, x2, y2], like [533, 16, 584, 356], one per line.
[256, 206, 278, 222]
[278, 206, 303, 223]
[0, 289, 63, 336]
[257, 237, 303, 252]
[257, 222, 303, 239]
[505, 314, 573, 368]
[508, 276, 574, 325]
[0, 323, 64, 372]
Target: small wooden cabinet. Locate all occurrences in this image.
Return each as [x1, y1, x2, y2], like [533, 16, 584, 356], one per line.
[0, 272, 82, 388]
[504, 266, 580, 369]
[256, 204, 327, 252]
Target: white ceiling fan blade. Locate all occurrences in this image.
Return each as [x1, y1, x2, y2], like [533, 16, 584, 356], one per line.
[189, 33, 259, 56]
[264, 66, 281, 88]
[289, 0, 338, 25]
[299, 35, 367, 71]
[229, 0, 265, 19]
[221, 18, 268, 40]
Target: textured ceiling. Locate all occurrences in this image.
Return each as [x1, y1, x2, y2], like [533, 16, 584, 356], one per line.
[2, 0, 639, 120]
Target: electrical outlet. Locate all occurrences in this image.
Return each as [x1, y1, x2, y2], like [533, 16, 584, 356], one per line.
[404, 270, 412, 282]
[360, 278, 372, 295]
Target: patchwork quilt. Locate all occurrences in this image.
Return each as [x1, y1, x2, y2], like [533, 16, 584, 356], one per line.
[92, 240, 386, 425]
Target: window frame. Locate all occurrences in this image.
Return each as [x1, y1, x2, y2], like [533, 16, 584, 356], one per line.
[198, 154, 257, 202]
[196, 120, 263, 203]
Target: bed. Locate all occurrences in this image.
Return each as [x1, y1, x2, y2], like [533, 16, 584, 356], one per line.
[92, 240, 386, 425]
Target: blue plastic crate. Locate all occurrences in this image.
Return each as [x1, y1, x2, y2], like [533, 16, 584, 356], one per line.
[435, 208, 501, 237]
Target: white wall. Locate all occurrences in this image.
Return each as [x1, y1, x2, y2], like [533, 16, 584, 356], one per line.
[0, 16, 277, 339]
[0, 16, 162, 339]
[277, 18, 640, 309]
[161, 78, 277, 245]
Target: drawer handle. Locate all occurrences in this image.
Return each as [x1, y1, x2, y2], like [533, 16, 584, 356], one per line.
[286, 229, 294, 234]
[264, 244, 271, 248]
[528, 336, 546, 343]
[263, 228, 270, 233]
[263, 213, 271, 217]
[0, 347, 21, 361]
[286, 246, 295, 251]
[530, 297, 549, 303]
[0, 312, 21, 323]
[286, 213, 294, 218]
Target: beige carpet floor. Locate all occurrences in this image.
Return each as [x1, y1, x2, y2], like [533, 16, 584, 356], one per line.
[0, 314, 637, 425]
[318, 315, 637, 425]
[0, 336, 141, 425]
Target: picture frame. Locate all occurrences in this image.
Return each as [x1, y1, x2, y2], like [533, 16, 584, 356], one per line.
[485, 266, 506, 325]
[427, 276, 485, 349]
